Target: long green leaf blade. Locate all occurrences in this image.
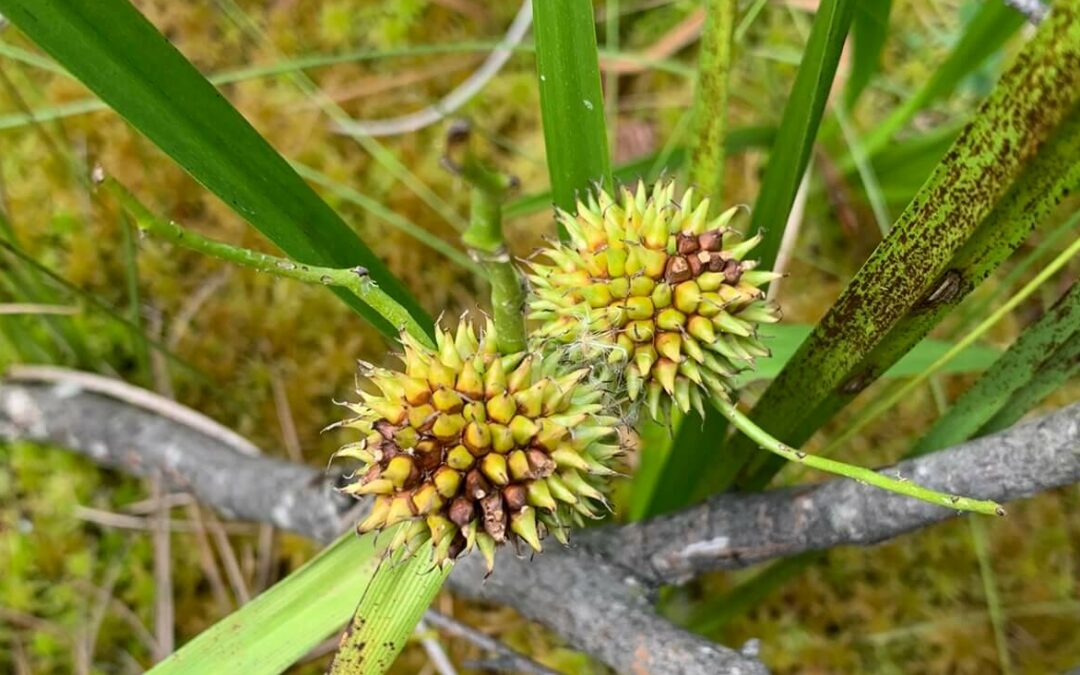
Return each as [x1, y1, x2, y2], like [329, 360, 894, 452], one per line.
[912, 282, 1080, 456]
[504, 126, 776, 219]
[532, 0, 613, 215]
[330, 543, 452, 674]
[150, 533, 381, 674]
[844, 0, 893, 108]
[0, 0, 431, 337]
[750, 0, 856, 269]
[976, 331, 1080, 436]
[736, 100, 1080, 490]
[724, 7, 1080, 493]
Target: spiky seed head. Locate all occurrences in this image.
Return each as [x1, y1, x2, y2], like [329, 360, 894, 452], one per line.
[335, 317, 620, 573]
[527, 181, 782, 421]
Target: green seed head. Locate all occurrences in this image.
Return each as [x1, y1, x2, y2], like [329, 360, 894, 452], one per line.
[337, 317, 620, 572]
[527, 181, 782, 422]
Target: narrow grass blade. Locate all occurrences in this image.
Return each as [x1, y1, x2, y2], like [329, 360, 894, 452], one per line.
[718, 10, 1080, 495]
[977, 331, 1080, 436]
[0, 238, 209, 383]
[912, 283, 1080, 456]
[861, 1, 1025, 156]
[797, 236, 1080, 470]
[150, 533, 382, 674]
[532, 0, 613, 216]
[844, 0, 892, 109]
[750, 0, 856, 269]
[0, 0, 431, 338]
[329, 543, 453, 674]
[686, 552, 821, 636]
[0, 210, 100, 369]
[292, 162, 483, 276]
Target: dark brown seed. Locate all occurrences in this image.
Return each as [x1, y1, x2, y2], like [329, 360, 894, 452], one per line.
[380, 441, 401, 461]
[465, 468, 492, 500]
[526, 448, 556, 478]
[401, 461, 421, 489]
[415, 447, 442, 473]
[722, 258, 743, 285]
[448, 497, 475, 527]
[374, 420, 396, 439]
[447, 533, 467, 559]
[502, 484, 527, 511]
[687, 251, 704, 276]
[664, 256, 692, 284]
[480, 493, 507, 542]
[676, 232, 700, 255]
[707, 251, 726, 272]
[698, 229, 723, 252]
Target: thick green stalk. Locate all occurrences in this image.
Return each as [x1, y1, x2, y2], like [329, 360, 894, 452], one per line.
[734, 100, 1080, 491]
[711, 7, 1080, 496]
[710, 395, 1003, 516]
[459, 159, 527, 355]
[102, 177, 434, 349]
[812, 236, 1080, 460]
[689, 0, 736, 204]
[912, 282, 1080, 456]
[532, 0, 613, 218]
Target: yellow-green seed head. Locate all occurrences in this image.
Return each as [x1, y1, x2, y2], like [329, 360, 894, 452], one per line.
[527, 181, 781, 421]
[336, 317, 620, 573]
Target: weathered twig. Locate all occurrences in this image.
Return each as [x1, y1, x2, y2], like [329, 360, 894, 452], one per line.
[0, 376, 762, 674]
[585, 402, 1080, 585]
[423, 610, 558, 675]
[3, 376, 1077, 673]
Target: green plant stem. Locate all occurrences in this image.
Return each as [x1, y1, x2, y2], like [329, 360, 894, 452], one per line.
[689, 0, 736, 205]
[457, 152, 527, 355]
[710, 395, 1004, 516]
[102, 177, 434, 349]
[816, 235, 1080, 458]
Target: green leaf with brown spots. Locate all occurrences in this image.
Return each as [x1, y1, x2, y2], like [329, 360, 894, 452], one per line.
[706, 2, 1080, 496]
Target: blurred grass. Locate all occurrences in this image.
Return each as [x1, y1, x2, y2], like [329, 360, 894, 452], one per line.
[0, 1, 1077, 674]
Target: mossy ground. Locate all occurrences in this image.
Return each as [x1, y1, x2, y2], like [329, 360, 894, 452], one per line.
[0, 1, 1077, 673]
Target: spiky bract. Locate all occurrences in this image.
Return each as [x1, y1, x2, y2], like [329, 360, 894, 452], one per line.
[527, 181, 781, 421]
[335, 318, 619, 572]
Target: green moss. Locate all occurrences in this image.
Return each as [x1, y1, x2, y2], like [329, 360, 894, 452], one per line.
[0, 0, 1077, 672]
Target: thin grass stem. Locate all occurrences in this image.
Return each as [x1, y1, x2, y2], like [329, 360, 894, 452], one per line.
[711, 395, 1004, 516]
[101, 176, 434, 349]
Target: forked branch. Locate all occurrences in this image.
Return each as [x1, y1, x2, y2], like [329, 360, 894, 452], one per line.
[2, 374, 1077, 674]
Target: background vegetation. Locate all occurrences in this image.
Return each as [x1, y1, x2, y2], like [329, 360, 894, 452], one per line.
[0, 0, 1077, 672]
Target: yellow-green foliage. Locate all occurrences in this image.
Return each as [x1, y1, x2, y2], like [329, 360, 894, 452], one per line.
[0, 0, 1077, 673]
